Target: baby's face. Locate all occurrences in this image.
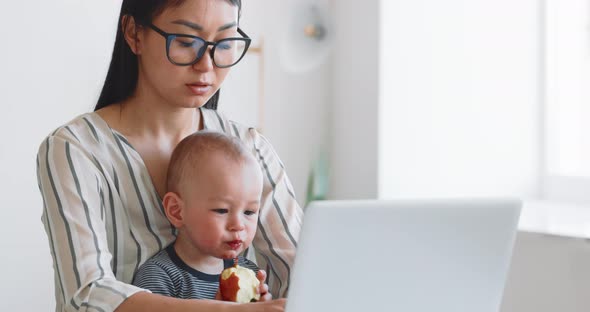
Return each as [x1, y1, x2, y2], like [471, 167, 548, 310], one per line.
[180, 154, 263, 259]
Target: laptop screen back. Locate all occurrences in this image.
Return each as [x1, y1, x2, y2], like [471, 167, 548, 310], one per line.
[285, 198, 521, 312]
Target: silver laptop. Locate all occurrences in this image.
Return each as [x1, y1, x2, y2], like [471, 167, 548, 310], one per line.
[285, 198, 521, 312]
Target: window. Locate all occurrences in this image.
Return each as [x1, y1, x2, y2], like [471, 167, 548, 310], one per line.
[543, 0, 590, 203]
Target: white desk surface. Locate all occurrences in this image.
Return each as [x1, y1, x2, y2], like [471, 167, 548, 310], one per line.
[518, 200, 590, 239]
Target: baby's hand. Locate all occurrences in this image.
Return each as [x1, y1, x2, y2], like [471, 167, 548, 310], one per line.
[215, 289, 223, 301]
[256, 270, 273, 302]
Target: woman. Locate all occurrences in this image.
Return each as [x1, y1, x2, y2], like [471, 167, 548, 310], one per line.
[36, 0, 301, 311]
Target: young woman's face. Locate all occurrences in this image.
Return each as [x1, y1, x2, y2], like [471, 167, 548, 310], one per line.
[137, 0, 239, 108]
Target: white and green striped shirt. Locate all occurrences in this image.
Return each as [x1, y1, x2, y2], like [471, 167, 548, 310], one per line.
[36, 107, 303, 311]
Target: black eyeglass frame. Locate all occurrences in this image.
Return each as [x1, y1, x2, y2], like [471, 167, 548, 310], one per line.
[147, 23, 252, 68]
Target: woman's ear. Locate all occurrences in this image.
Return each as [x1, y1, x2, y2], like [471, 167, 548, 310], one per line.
[163, 192, 184, 228]
[122, 15, 143, 55]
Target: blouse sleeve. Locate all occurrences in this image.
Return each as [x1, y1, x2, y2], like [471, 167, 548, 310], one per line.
[36, 133, 148, 311]
[247, 129, 303, 298]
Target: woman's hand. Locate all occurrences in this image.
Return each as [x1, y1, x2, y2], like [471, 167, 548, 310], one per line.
[247, 298, 286, 312]
[256, 270, 272, 302]
[222, 299, 287, 312]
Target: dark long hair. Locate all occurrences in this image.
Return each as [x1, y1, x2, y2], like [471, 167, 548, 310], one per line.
[95, 0, 241, 111]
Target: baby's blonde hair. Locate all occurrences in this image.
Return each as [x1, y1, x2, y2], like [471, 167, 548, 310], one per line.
[166, 131, 255, 194]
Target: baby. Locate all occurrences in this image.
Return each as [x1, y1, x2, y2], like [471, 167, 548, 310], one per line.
[132, 131, 270, 301]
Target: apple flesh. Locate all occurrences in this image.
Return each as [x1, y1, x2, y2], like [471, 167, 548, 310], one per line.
[219, 264, 261, 303]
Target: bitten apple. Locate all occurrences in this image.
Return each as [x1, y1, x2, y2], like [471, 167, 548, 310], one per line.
[219, 263, 260, 303]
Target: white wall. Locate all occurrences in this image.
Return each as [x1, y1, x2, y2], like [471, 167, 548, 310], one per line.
[379, 0, 541, 199]
[0, 1, 328, 309]
[328, 0, 380, 199]
[328, 0, 540, 199]
[238, 0, 331, 204]
[0, 2, 120, 310]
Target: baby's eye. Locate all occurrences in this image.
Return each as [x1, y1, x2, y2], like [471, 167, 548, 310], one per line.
[244, 210, 257, 216]
[212, 208, 228, 214]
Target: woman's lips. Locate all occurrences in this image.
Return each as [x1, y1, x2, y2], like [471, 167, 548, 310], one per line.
[186, 83, 212, 96]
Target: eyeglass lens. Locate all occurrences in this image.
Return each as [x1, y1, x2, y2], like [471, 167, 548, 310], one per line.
[168, 36, 248, 67]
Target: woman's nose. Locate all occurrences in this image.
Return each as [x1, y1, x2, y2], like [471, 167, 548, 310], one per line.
[193, 47, 214, 72]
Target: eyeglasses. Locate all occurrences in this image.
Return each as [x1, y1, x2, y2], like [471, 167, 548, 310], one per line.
[147, 23, 251, 68]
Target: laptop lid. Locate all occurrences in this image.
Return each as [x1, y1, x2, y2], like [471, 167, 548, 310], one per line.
[285, 198, 521, 312]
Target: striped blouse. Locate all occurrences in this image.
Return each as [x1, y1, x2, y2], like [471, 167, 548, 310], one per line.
[36, 107, 303, 312]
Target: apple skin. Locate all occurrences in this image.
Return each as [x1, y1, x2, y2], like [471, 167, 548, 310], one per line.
[219, 264, 261, 303]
